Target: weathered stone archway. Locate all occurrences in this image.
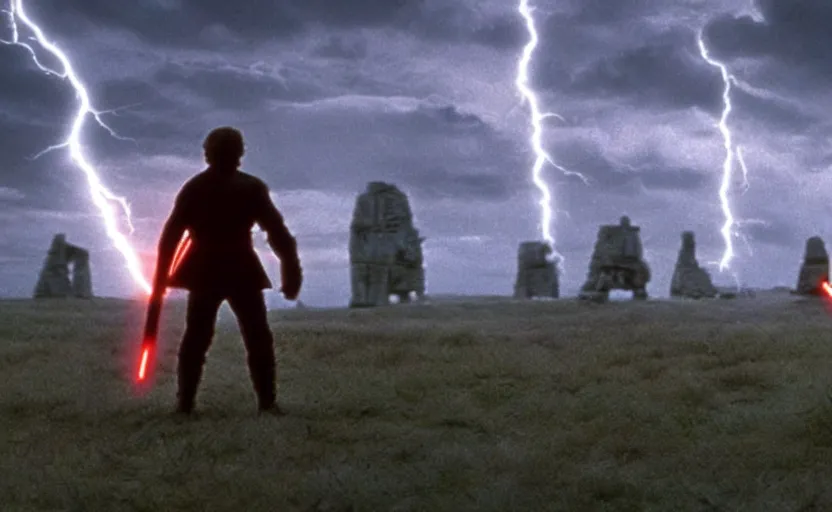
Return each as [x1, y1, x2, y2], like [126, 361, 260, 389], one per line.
[33, 234, 93, 298]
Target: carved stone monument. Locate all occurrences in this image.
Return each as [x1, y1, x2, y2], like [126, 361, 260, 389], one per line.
[794, 236, 829, 296]
[513, 241, 558, 299]
[349, 182, 426, 307]
[670, 231, 718, 299]
[578, 216, 650, 302]
[33, 234, 93, 299]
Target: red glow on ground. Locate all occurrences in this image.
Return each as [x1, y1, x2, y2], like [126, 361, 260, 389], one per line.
[138, 346, 151, 381]
[822, 281, 832, 298]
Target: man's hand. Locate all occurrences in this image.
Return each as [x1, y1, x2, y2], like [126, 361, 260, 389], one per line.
[280, 259, 303, 301]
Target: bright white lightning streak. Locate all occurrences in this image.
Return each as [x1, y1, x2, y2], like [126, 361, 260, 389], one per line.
[2, 0, 151, 294]
[697, 31, 738, 273]
[737, 146, 750, 193]
[516, 0, 587, 264]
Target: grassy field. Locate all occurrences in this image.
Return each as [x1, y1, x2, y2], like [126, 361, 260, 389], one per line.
[2, 293, 832, 511]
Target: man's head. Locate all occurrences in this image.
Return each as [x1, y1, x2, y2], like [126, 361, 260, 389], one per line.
[203, 126, 245, 169]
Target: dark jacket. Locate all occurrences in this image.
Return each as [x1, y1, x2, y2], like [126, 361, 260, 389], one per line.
[152, 168, 298, 293]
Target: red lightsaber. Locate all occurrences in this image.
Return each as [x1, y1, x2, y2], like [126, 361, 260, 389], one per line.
[137, 233, 192, 383]
[138, 299, 161, 382]
[822, 281, 832, 298]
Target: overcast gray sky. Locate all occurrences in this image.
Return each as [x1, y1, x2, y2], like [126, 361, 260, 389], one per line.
[1, 0, 831, 306]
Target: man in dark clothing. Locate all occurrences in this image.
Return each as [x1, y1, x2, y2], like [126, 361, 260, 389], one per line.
[146, 126, 302, 415]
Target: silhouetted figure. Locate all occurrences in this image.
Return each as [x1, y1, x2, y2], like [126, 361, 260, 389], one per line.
[147, 126, 302, 415]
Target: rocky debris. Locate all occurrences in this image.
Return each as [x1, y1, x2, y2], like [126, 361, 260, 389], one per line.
[578, 216, 650, 302]
[670, 231, 718, 299]
[793, 236, 829, 296]
[33, 234, 93, 299]
[513, 241, 558, 299]
[349, 182, 425, 307]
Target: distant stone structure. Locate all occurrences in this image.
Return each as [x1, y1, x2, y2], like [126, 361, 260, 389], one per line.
[794, 236, 829, 296]
[349, 182, 426, 307]
[513, 241, 558, 299]
[33, 234, 93, 299]
[670, 231, 718, 299]
[578, 216, 650, 302]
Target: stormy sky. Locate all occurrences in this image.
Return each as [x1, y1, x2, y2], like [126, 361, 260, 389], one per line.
[2, 0, 831, 306]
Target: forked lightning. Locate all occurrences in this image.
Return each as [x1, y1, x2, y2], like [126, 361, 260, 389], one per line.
[2, 0, 151, 293]
[516, 0, 587, 265]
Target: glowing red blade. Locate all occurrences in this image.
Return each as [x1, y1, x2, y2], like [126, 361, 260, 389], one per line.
[169, 233, 192, 277]
[138, 346, 151, 381]
[822, 281, 832, 298]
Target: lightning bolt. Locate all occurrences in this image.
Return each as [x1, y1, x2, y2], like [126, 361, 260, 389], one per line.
[736, 145, 750, 193]
[516, 0, 588, 265]
[697, 29, 742, 274]
[2, 0, 151, 294]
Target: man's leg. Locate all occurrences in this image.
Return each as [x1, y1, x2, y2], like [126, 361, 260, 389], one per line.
[227, 289, 277, 411]
[177, 291, 224, 413]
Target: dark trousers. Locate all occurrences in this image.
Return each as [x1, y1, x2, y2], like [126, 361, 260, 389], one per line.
[177, 288, 276, 411]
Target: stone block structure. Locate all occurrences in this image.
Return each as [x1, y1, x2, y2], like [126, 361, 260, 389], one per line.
[794, 236, 829, 296]
[33, 234, 93, 298]
[513, 241, 558, 299]
[670, 231, 718, 299]
[578, 216, 650, 302]
[349, 182, 425, 307]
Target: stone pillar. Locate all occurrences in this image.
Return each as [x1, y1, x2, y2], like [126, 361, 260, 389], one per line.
[794, 236, 829, 296]
[579, 216, 651, 302]
[670, 231, 717, 299]
[513, 241, 558, 299]
[34, 234, 73, 298]
[349, 182, 425, 307]
[33, 234, 94, 299]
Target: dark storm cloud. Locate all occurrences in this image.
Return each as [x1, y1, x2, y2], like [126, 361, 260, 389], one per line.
[568, 30, 723, 113]
[314, 35, 369, 60]
[346, 102, 526, 202]
[0, 44, 89, 212]
[406, 103, 488, 131]
[638, 166, 710, 192]
[564, 0, 657, 24]
[742, 219, 800, 247]
[731, 87, 818, 130]
[469, 17, 525, 50]
[153, 61, 319, 109]
[23, 0, 303, 48]
[92, 77, 179, 113]
[405, 4, 525, 50]
[0, 44, 75, 121]
[0, 112, 84, 213]
[397, 166, 518, 201]
[553, 140, 710, 193]
[704, 0, 832, 80]
[28, 0, 521, 50]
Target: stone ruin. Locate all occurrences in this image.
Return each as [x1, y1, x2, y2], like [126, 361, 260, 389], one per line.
[670, 231, 718, 299]
[578, 216, 650, 302]
[793, 236, 829, 296]
[349, 182, 426, 307]
[33, 234, 93, 299]
[513, 241, 558, 299]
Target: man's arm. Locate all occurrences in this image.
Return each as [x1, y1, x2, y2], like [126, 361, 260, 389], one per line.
[255, 182, 302, 299]
[150, 192, 188, 299]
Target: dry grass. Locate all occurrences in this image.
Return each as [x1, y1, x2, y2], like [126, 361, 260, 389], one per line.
[2, 294, 832, 511]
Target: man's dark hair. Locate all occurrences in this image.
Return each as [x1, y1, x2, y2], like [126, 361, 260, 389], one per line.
[203, 126, 245, 167]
